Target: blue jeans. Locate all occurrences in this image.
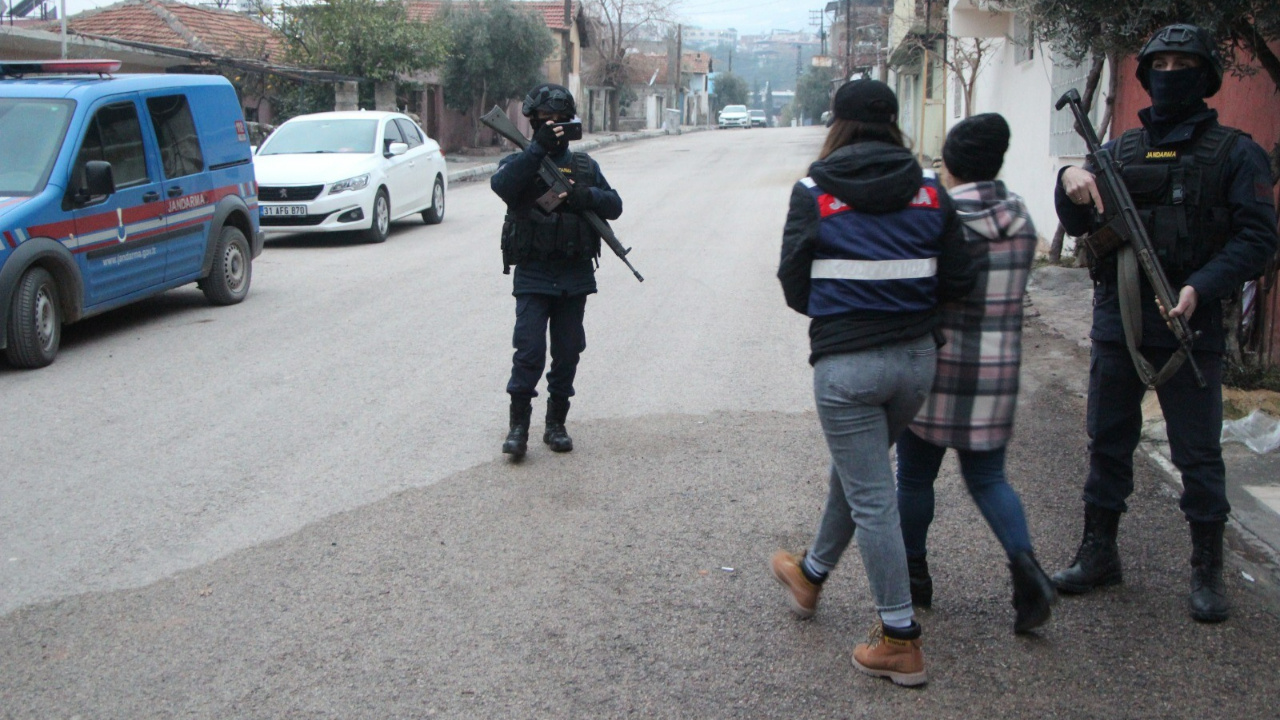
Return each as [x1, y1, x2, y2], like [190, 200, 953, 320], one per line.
[895, 428, 1033, 560]
[808, 334, 937, 622]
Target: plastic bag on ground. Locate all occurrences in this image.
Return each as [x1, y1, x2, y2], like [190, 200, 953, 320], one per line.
[1221, 409, 1280, 454]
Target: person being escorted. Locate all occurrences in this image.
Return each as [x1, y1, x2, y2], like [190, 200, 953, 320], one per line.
[770, 79, 975, 687]
[490, 84, 623, 459]
[1054, 24, 1278, 622]
[894, 113, 1057, 634]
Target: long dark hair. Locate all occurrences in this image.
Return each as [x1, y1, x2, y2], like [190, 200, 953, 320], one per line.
[818, 118, 907, 160]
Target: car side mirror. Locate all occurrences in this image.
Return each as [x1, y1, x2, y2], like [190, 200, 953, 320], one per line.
[386, 141, 409, 157]
[76, 160, 115, 204]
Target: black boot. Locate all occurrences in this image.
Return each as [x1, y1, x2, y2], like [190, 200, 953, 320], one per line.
[1189, 520, 1229, 623]
[502, 395, 533, 458]
[1010, 551, 1057, 634]
[1051, 503, 1123, 594]
[907, 555, 932, 609]
[543, 394, 573, 452]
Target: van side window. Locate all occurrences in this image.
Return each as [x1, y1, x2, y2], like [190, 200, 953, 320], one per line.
[146, 94, 204, 178]
[394, 119, 423, 148]
[76, 101, 148, 189]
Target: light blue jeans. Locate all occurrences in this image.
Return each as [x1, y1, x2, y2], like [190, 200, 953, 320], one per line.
[808, 333, 938, 624]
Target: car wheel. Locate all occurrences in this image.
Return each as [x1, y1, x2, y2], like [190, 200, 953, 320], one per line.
[362, 188, 391, 243]
[201, 226, 252, 306]
[421, 176, 445, 225]
[5, 266, 61, 369]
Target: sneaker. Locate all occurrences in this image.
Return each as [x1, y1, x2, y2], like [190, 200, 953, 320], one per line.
[770, 550, 821, 619]
[851, 621, 927, 687]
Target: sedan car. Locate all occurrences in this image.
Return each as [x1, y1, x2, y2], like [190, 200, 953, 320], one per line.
[748, 109, 767, 128]
[717, 104, 750, 129]
[253, 111, 447, 243]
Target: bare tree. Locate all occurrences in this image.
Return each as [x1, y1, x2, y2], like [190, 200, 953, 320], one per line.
[583, 0, 676, 131]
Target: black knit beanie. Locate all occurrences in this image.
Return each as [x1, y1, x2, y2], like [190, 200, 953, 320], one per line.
[942, 113, 1010, 181]
[831, 79, 898, 123]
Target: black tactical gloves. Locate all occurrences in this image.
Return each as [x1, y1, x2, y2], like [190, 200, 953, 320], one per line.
[565, 184, 595, 211]
[532, 122, 560, 151]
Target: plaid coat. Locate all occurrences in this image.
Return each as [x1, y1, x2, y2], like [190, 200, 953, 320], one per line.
[908, 181, 1038, 451]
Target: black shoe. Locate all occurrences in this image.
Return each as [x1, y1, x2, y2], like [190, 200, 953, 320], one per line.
[1010, 551, 1057, 633]
[502, 395, 533, 458]
[1052, 503, 1123, 594]
[1189, 520, 1229, 623]
[907, 555, 932, 609]
[543, 395, 573, 453]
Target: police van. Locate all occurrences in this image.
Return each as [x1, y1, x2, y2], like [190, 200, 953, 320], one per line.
[0, 59, 262, 368]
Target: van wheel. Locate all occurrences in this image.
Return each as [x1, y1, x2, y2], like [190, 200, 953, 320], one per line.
[202, 226, 251, 305]
[422, 176, 445, 225]
[363, 188, 390, 243]
[5, 266, 61, 369]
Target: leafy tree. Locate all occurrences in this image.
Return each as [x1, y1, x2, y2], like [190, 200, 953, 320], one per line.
[584, 0, 678, 130]
[277, 0, 449, 82]
[713, 72, 748, 106]
[795, 66, 837, 125]
[440, 0, 556, 145]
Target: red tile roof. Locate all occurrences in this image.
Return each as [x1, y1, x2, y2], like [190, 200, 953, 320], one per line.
[404, 0, 575, 31]
[51, 0, 282, 60]
[623, 52, 712, 85]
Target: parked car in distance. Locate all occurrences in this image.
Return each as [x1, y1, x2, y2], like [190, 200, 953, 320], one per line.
[253, 111, 447, 243]
[748, 109, 767, 128]
[0, 59, 262, 369]
[717, 104, 750, 129]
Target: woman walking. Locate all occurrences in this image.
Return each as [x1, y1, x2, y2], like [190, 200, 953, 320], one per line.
[770, 79, 975, 687]
[894, 113, 1057, 633]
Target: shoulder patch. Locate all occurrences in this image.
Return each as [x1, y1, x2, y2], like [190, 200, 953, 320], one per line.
[817, 193, 851, 217]
[908, 185, 940, 209]
[1258, 181, 1277, 205]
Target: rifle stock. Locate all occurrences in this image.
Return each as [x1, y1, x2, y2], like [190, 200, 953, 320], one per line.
[480, 106, 644, 282]
[1056, 89, 1205, 388]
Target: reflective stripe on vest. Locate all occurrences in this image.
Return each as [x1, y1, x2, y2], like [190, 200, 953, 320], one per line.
[801, 173, 946, 318]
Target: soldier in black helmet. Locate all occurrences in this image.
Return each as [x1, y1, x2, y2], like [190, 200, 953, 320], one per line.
[490, 83, 623, 459]
[1053, 24, 1278, 622]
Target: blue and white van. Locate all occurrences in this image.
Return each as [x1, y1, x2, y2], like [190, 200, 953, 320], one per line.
[0, 59, 262, 368]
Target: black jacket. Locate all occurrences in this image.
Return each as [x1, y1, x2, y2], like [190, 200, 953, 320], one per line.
[779, 141, 976, 364]
[491, 138, 623, 297]
[1055, 110, 1278, 351]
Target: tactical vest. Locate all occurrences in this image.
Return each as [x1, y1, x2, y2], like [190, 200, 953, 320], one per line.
[1111, 125, 1240, 282]
[802, 172, 947, 319]
[501, 152, 602, 271]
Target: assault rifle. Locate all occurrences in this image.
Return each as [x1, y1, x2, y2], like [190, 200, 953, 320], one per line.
[1055, 88, 1205, 389]
[480, 106, 644, 282]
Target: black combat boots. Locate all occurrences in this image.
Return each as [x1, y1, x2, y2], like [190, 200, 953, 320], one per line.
[543, 394, 573, 452]
[1188, 520, 1229, 623]
[1009, 551, 1057, 633]
[907, 555, 932, 609]
[1052, 503, 1123, 594]
[502, 394, 533, 458]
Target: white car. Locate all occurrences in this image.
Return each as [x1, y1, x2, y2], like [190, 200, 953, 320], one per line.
[718, 104, 750, 129]
[254, 111, 447, 243]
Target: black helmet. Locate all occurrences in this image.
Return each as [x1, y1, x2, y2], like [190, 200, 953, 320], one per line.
[521, 83, 576, 118]
[1136, 24, 1224, 98]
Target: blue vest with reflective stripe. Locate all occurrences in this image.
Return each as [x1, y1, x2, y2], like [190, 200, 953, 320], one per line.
[804, 173, 947, 318]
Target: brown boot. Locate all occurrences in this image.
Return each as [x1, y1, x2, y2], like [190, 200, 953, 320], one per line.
[769, 550, 822, 619]
[852, 620, 927, 687]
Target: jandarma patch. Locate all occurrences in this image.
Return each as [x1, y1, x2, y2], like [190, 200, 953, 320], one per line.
[1144, 150, 1179, 160]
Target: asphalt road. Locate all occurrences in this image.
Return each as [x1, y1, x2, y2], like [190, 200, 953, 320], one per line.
[3, 127, 1279, 718]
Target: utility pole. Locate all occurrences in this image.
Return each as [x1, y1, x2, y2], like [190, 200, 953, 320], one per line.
[675, 23, 684, 126]
[810, 8, 827, 57]
[844, 0, 853, 79]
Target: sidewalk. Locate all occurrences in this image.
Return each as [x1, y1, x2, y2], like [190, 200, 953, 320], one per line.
[1026, 265, 1280, 591]
[445, 126, 706, 185]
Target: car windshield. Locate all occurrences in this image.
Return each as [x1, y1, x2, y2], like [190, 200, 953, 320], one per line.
[0, 98, 75, 196]
[749, 110, 764, 117]
[723, 105, 746, 113]
[257, 118, 379, 155]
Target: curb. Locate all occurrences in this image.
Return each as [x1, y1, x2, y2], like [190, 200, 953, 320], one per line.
[445, 126, 710, 185]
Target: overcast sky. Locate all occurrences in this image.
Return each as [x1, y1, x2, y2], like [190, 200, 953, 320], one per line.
[45, 0, 819, 35]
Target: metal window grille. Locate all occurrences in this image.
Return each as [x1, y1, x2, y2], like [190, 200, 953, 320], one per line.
[1049, 51, 1102, 157]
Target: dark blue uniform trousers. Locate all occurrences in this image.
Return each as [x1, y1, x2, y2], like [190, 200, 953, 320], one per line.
[1085, 340, 1229, 523]
[507, 293, 587, 399]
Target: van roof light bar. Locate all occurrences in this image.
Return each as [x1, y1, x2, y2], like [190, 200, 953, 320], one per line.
[0, 59, 122, 78]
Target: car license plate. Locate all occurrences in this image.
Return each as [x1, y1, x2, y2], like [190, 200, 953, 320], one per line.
[261, 205, 307, 217]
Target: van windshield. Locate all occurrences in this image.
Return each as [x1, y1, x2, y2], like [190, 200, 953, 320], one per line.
[257, 119, 379, 155]
[0, 99, 75, 196]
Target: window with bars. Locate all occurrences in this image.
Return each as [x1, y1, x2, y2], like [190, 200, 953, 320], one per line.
[1049, 51, 1103, 157]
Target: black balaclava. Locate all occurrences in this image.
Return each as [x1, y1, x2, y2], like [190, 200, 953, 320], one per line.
[1147, 65, 1210, 124]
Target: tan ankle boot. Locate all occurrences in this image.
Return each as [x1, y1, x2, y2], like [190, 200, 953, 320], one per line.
[769, 550, 821, 619]
[851, 620, 927, 687]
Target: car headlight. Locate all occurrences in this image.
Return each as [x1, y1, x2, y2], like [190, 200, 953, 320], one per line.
[328, 174, 370, 195]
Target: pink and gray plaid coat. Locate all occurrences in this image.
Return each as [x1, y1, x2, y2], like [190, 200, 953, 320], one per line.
[908, 180, 1038, 451]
